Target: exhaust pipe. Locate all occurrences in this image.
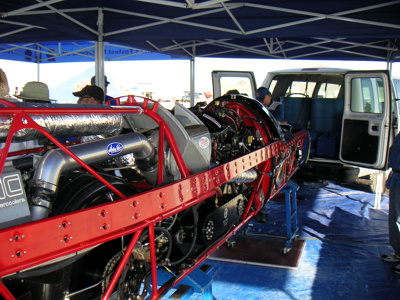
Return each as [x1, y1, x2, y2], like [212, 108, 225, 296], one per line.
[0, 102, 127, 142]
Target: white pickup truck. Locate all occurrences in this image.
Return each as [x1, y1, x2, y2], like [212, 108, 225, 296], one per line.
[212, 68, 400, 193]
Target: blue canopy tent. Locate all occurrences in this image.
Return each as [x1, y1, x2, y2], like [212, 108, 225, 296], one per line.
[0, 41, 182, 63]
[0, 0, 400, 103]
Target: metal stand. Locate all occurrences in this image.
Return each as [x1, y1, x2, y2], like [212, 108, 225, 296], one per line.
[374, 170, 384, 209]
[158, 264, 214, 299]
[281, 180, 299, 254]
[244, 180, 299, 254]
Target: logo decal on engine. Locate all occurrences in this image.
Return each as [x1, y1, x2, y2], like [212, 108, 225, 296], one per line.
[107, 142, 124, 156]
[199, 137, 210, 149]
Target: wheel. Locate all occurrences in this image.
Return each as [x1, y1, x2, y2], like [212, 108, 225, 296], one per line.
[226, 240, 236, 248]
[102, 249, 150, 300]
[51, 172, 140, 299]
[52, 172, 137, 214]
[239, 227, 249, 236]
[281, 247, 291, 255]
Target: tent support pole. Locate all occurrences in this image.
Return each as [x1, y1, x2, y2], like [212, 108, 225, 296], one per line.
[36, 44, 40, 81]
[190, 57, 195, 107]
[95, 8, 105, 94]
[37, 61, 40, 81]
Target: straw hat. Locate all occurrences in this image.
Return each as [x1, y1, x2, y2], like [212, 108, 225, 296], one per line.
[0, 69, 10, 98]
[15, 81, 52, 102]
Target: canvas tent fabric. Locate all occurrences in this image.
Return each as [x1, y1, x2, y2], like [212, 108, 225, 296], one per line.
[0, 0, 399, 63]
[0, 41, 181, 63]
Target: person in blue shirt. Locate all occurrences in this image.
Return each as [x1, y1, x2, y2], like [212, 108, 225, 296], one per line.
[74, 85, 104, 104]
[56, 85, 106, 144]
[255, 87, 285, 223]
[256, 87, 284, 122]
[382, 131, 400, 274]
[91, 75, 116, 105]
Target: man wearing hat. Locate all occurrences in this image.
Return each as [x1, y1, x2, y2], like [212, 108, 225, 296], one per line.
[57, 85, 105, 144]
[73, 85, 104, 104]
[256, 87, 284, 122]
[15, 81, 53, 103]
[91, 75, 115, 104]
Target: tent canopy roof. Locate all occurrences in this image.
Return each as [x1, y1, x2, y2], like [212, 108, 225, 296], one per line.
[1, 0, 399, 63]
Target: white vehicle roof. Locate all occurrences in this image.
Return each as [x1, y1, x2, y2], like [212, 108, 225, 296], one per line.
[266, 67, 351, 75]
[261, 67, 351, 87]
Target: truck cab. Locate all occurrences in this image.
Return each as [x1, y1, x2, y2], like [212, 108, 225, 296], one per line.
[212, 68, 400, 192]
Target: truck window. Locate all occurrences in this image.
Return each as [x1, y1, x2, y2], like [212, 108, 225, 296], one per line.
[350, 77, 384, 114]
[269, 80, 277, 94]
[219, 76, 253, 96]
[284, 81, 316, 97]
[316, 83, 341, 98]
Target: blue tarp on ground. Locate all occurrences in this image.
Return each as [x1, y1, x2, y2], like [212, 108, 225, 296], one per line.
[266, 181, 390, 244]
[166, 181, 400, 299]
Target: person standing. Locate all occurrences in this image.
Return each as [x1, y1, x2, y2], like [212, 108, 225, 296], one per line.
[73, 85, 104, 104]
[382, 131, 400, 274]
[255, 87, 285, 223]
[0, 69, 10, 99]
[14, 81, 53, 103]
[91, 75, 115, 104]
[256, 87, 284, 122]
[57, 85, 105, 144]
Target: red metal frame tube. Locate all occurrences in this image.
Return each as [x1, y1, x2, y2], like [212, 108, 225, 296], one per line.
[149, 224, 160, 299]
[102, 228, 143, 299]
[0, 282, 15, 300]
[157, 121, 165, 185]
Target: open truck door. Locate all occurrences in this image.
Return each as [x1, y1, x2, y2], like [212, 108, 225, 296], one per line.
[340, 71, 392, 169]
[212, 70, 257, 98]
